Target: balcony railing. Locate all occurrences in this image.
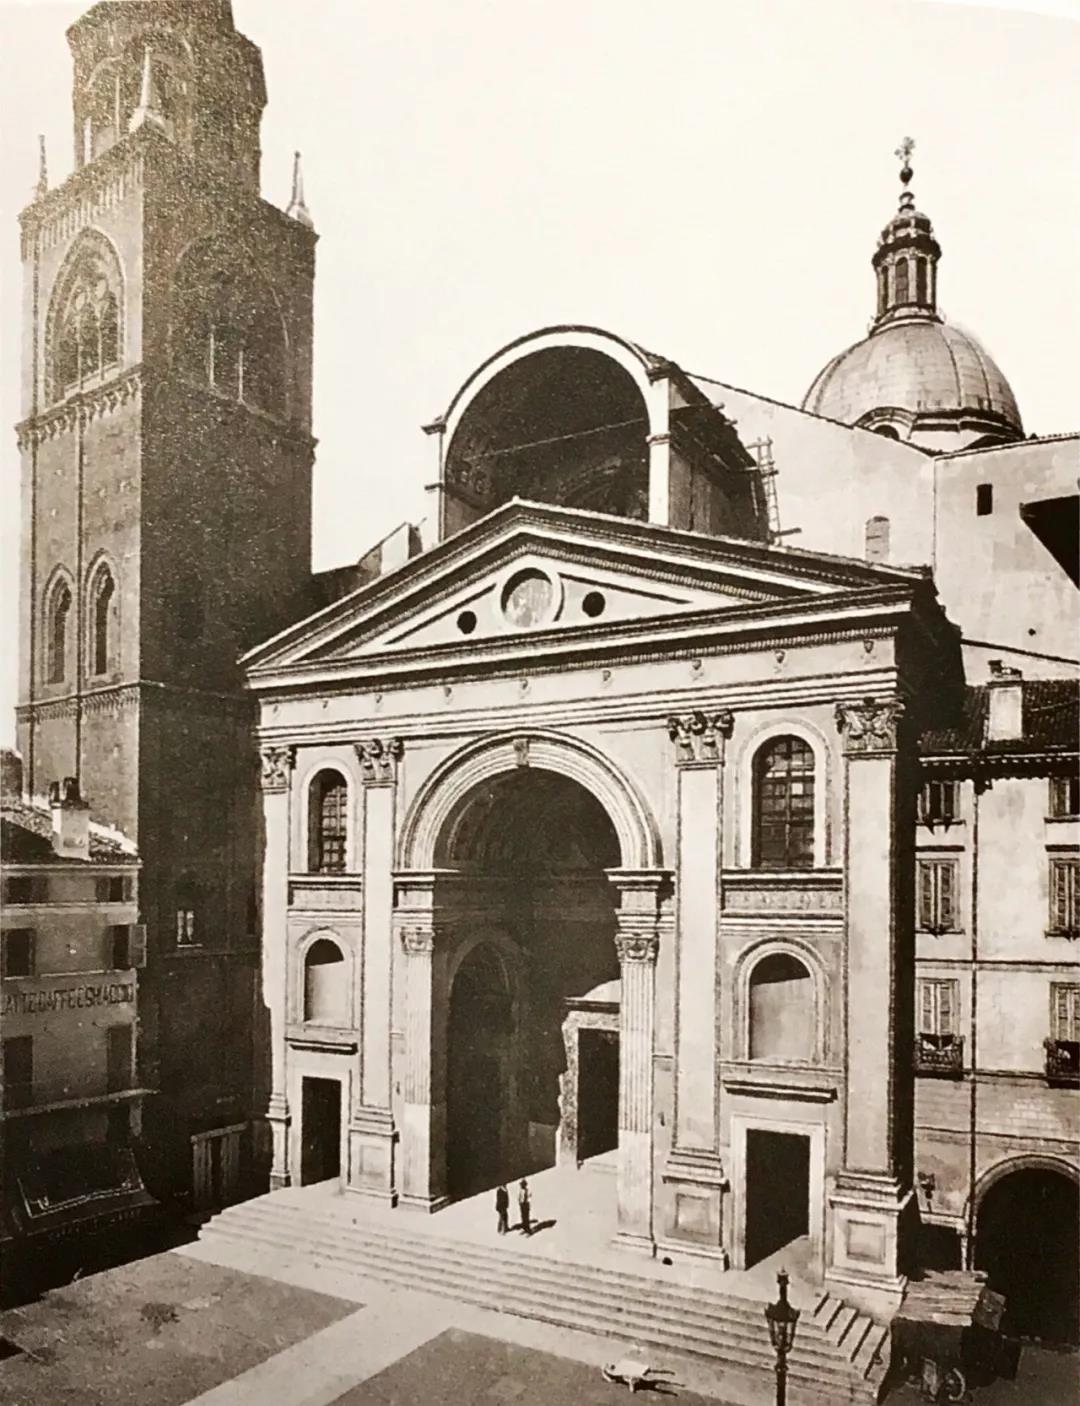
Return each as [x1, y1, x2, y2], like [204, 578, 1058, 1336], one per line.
[1045, 1039, 1080, 1084]
[914, 1033, 965, 1076]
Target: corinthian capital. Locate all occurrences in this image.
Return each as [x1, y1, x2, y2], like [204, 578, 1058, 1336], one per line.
[835, 697, 905, 756]
[400, 925, 435, 957]
[615, 930, 660, 966]
[259, 744, 295, 791]
[667, 709, 734, 765]
[355, 736, 404, 784]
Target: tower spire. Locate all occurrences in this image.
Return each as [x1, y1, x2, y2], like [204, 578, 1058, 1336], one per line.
[286, 150, 314, 228]
[128, 48, 170, 137]
[36, 134, 48, 200]
[871, 135, 940, 327]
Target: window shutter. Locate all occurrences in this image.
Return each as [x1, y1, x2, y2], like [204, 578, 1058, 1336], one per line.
[918, 862, 934, 929]
[1054, 984, 1080, 1042]
[129, 923, 147, 969]
[919, 981, 934, 1034]
[1051, 861, 1068, 931]
[939, 862, 957, 930]
[939, 981, 957, 1035]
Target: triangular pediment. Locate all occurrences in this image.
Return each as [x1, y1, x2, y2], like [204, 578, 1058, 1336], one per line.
[243, 501, 924, 677]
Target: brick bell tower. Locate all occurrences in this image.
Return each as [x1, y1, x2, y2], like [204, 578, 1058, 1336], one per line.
[16, 0, 316, 1198]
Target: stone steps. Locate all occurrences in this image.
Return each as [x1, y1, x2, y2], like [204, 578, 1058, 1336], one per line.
[198, 1193, 889, 1403]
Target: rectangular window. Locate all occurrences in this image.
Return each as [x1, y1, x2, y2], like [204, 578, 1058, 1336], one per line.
[917, 858, 959, 932]
[1049, 776, 1080, 819]
[1047, 983, 1080, 1082]
[4, 875, 46, 905]
[176, 909, 198, 946]
[110, 924, 130, 969]
[107, 1024, 133, 1094]
[976, 483, 993, 516]
[1049, 857, 1079, 935]
[96, 875, 130, 904]
[918, 779, 960, 827]
[918, 979, 959, 1037]
[2, 928, 36, 978]
[3, 1035, 33, 1110]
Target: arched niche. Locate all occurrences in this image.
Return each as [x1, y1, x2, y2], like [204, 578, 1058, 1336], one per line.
[747, 951, 816, 1062]
[302, 936, 349, 1026]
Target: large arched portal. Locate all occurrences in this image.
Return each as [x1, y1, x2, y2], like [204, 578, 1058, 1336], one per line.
[975, 1164, 1079, 1343]
[441, 768, 622, 1198]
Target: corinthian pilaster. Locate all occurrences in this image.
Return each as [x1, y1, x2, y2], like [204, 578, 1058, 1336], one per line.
[258, 743, 295, 1187]
[608, 869, 669, 1254]
[828, 695, 912, 1310]
[397, 916, 448, 1211]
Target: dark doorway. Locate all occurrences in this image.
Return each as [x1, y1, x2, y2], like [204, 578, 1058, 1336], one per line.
[976, 1168, 1079, 1343]
[447, 945, 511, 1198]
[745, 1129, 810, 1267]
[578, 1029, 619, 1163]
[300, 1077, 341, 1185]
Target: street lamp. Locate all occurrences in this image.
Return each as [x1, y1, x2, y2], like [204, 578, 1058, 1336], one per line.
[764, 1268, 801, 1406]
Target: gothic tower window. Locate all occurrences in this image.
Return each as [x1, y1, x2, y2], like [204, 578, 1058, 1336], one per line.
[47, 235, 124, 402]
[173, 244, 287, 417]
[46, 578, 72, 684]
[752, 735, 815, 869]
[88, 564, 116, 676]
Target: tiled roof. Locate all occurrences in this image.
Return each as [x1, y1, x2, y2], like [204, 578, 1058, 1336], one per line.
[919, 680, 1079, 757]
[1, 798, 137, 866]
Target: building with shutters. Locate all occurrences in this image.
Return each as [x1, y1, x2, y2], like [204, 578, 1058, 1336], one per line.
[0, 752, 154, 1286]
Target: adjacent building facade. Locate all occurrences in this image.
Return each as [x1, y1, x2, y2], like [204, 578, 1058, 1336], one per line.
[0, 755, 153, 1283]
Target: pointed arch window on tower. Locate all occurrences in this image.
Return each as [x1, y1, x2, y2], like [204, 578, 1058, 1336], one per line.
[49, 253, 123, 400]
[89, 566, 116, 676]
[46, 580, 72, 684]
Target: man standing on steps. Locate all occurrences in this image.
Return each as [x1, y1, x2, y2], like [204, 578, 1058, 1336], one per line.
[495, 1183, 510, 1235]
[518, 1179, 532, 1236]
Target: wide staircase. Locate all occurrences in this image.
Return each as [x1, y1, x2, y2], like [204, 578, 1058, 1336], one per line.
[197, 1191, 890, 1404]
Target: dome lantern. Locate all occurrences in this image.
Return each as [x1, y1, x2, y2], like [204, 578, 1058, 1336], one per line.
[871, 137, 942, 327]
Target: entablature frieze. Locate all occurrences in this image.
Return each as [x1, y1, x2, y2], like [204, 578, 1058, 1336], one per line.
[721, 869, 844, 916]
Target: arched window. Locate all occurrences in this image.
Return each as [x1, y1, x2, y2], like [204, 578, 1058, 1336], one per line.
[308, 771, 348, 873]
[895, 258, 910, 305]
[865, 514, 891, 563]
[46, 580, 72, 683]
[752, 735, 815, 869]
[304, 938, 347, 1025]
[915, 258, 928, 306]
[172, 245, 287, 417]
[749, 953, 815, 1061]
[47, 237, 123, 401]
[175, 874, 199, 947]
[89, 566, 116, 676]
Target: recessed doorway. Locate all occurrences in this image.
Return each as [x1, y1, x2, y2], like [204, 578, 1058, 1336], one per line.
[745, 1128, 810, 1266]
[578, 1029, 619, 1163]
[300, 1076, 341, 1185]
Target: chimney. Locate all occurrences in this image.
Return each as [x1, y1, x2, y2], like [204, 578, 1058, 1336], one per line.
[986, 660, 1024, 742]
[49, 777, 91, 861]
[1, 749, 23, 802]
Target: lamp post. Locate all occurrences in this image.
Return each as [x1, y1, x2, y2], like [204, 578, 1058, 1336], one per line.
[764, 1268, 800, 1406]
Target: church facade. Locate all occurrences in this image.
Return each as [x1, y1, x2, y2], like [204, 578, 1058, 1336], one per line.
[7, 0, 1077, 1330]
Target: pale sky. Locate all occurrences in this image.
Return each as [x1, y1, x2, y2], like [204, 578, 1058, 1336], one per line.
[1, 0, 1078, 746]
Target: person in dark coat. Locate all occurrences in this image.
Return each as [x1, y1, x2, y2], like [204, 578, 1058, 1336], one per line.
[495, 1183, 510, 1235]
[518, 1178, 532, 1236]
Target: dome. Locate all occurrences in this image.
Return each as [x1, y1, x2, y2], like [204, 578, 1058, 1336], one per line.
[803, 140, 1023, 449]
[804, 318, 1022, 440]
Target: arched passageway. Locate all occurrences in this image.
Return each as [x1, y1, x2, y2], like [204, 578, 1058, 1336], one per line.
[975, 1166, 1079, 1343]
[441, 767, 622, 1198]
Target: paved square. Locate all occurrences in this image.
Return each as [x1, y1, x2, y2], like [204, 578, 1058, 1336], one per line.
[330, 1329, 720, 1406]
[0, 1254, 355, 1406]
